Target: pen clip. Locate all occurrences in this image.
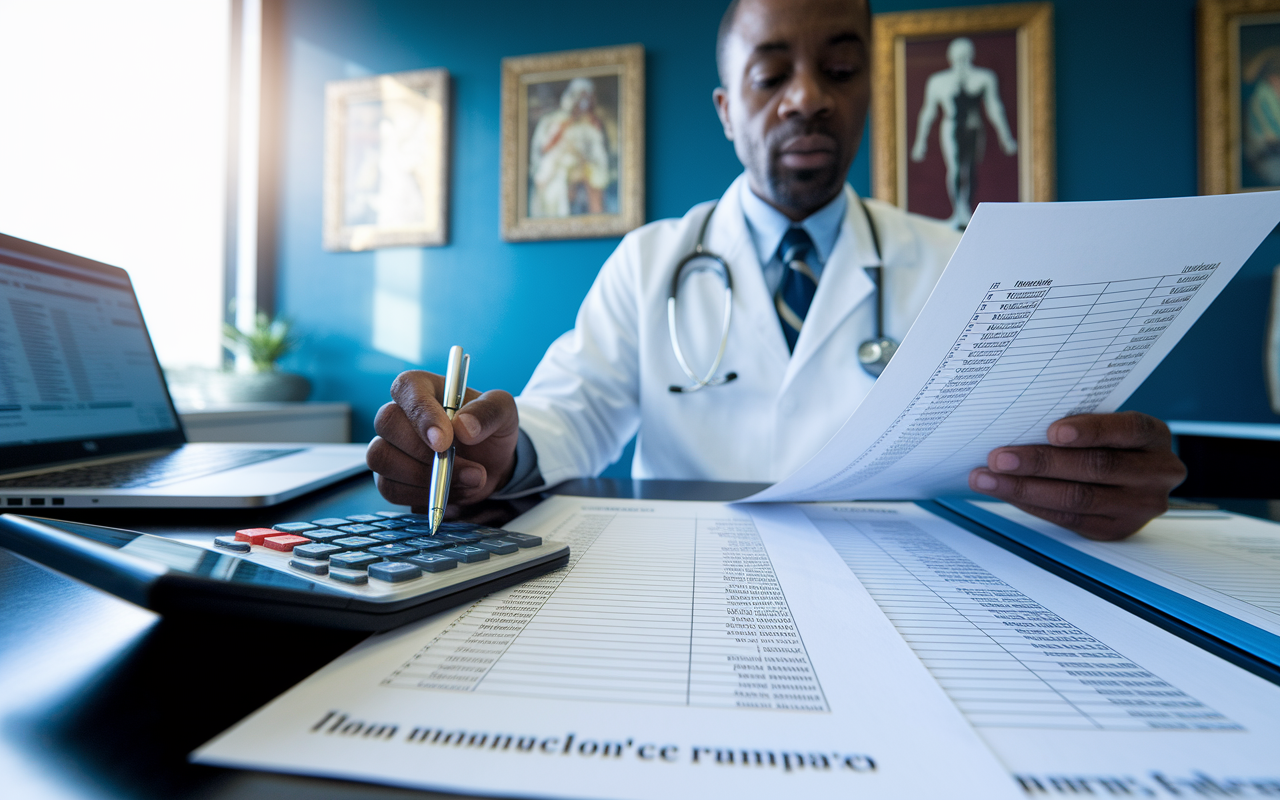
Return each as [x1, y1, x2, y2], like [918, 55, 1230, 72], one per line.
[458, 354, 470, 409]
[442, 345, 466, 417]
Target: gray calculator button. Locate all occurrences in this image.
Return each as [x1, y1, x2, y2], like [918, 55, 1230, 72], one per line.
[294, 543, 342, 561]
[475, 539, 518, 555]
[332, 536, 379, 549]
[368, 561, 422, 583]
[368, 543, 416, 558]
[344, 514, 383, 523]
[311, 518, 351, 527]
[329, 551, 381, 570]
[501, 533, 542, 548]
[404, 537, 449, 552]
[433, 532, 483, 545]
[337, 523, 380, 534]
[300, 528, 345, 542]
[214, 536, 250, 553]
[273, 522, 317, 533]
[376, 511, 406, 518]
[370, 519, 410, 530]
[328, 569, 368, 585]
[290, 559, 329, 575]
[442, 545, 489, 563]
[405, 553, 458, 572]
[369, 530, 415, 543]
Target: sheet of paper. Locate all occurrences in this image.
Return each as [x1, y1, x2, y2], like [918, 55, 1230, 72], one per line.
[192, 496, 1019, 800]
[746, 193, 1280, 501]
[971, 501, 1280, 641]
[805, 502, 1280, 795]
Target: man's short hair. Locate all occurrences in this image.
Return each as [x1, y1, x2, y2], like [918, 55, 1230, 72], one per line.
[715, 0, 872, 85]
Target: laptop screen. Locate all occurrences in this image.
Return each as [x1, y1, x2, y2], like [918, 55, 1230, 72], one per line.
[0, 234, 183, 469]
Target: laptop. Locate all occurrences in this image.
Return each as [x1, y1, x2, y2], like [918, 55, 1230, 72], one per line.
[0, 232, 369, 508]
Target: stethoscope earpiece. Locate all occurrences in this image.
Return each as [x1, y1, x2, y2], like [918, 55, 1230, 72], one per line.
[668, 372, 737, 394]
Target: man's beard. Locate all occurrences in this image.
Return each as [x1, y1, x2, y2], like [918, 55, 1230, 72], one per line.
[762, 123, 846, 215]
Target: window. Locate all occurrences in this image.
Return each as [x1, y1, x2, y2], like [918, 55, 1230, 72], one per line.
[0, 0, 232, 368]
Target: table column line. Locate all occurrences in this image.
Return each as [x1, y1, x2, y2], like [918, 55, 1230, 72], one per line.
[847, 522, 1106, 730]
[685, 516, 698, 706]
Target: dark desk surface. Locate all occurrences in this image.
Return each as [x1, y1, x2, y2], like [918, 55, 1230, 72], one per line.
[0, 474, 773, 800]
[1, 475, 1271, 800]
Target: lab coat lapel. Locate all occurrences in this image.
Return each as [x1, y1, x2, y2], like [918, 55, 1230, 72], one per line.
[782, 186, 878, 389]
[704, 177, 793, 375]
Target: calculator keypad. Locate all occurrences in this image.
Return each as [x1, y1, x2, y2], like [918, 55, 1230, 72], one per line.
[213, 512, 553, 596]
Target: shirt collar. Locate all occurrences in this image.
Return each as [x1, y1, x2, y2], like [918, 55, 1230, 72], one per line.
[739, 176, 848, 267]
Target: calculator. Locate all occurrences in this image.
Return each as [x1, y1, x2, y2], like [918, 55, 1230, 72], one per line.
[0, 511, 569, 630]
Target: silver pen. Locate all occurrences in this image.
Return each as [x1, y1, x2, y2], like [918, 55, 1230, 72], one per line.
[427, 345, 470, 535]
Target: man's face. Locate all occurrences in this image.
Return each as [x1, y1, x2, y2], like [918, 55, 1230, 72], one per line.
[714, 0, 871, 220]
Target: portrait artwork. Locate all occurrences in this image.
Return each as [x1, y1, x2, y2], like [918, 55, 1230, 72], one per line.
[1200, 0, 1280, 194]
[872, 4, 1054, 229]
[527, 74, 621, 219]
[323, 69, 451, 251]
[502, 45, 644, 241]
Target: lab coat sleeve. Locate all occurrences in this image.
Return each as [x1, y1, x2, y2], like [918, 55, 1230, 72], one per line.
[512, 233, 644, 488]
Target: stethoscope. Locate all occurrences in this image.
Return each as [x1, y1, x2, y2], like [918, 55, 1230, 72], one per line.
[667, 198, 898, 393]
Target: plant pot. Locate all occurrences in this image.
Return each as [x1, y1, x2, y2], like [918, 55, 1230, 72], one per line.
[204, 371, 313, 404]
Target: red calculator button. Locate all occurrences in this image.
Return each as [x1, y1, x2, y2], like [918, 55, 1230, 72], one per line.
[235, 528, 279, 545]
[263, 534, 310, 552]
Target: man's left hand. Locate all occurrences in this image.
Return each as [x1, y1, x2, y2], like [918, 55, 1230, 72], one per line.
[969, 411, 1187, 540]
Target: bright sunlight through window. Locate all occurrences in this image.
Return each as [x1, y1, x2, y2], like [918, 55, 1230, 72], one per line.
[0, 0, 230, 368]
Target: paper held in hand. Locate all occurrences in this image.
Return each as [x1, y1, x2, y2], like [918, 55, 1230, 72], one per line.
[743, 192, 1280, 502]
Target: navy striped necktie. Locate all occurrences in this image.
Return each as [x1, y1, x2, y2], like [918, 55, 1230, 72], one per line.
[775, 227, 818, 353]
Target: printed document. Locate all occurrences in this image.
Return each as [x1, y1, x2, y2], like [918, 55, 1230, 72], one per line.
[808, 502, 1280, 796]
[193, 496, 1020, 800]
[746, 193, 1280, 501]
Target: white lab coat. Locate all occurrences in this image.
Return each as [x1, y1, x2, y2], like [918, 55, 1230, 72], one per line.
[515, 174, 962, 487]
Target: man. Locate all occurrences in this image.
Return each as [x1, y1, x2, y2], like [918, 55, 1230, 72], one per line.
[367, 0, 1185, 540]
[910, 37, 1018, 229]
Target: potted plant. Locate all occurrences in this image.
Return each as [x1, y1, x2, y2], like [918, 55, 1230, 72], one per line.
[212, 313, 311, 403]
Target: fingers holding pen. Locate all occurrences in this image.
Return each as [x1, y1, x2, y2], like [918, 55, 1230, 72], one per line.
[389, 370, 454, 452]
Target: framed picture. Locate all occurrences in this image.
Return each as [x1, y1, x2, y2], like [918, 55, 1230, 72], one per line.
[323, 68, 450, 251]
[871, 3, 1054, 230]
[1199, 0, 1280, 194]
[501, 44, 644, 241]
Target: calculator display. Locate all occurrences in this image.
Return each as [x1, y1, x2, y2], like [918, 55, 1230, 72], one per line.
[29, 517, 332, 593]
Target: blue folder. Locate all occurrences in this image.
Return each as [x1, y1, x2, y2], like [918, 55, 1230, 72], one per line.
[936, 497, 1280, 670]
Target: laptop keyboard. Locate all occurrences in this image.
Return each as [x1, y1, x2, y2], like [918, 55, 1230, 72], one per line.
[0, 447, 304, 489]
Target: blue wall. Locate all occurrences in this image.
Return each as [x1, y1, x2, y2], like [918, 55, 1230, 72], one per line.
[276, 0, 1280, 471]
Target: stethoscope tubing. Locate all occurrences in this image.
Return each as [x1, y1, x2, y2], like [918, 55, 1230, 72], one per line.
[667, 196, 891, 392]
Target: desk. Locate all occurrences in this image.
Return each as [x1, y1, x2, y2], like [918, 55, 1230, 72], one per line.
[0, 477, 1272, 800]
[0, 476, 771, 800]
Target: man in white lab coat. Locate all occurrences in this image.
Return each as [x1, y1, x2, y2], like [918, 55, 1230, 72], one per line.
[367, 0, 1186, 539]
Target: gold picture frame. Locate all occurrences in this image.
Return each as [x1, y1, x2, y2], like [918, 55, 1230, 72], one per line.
[501, 44, 644, 241]
[871, 3, 1054, 227]
[1199, 0, 1280, 194]
[323, 68, 451, 252]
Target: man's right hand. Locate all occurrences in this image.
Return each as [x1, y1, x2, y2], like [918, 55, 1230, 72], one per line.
[366, 370, 520, 512]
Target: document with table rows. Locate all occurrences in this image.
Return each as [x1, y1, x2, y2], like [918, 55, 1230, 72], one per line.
[749, 193, 1280, 502]
[807, 503, 1280, 797]
[384, 507, 828, 710]
[194, 497, 1020, 800]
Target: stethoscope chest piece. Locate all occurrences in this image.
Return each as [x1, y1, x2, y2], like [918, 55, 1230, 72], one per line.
[858, 337, 898, 377]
